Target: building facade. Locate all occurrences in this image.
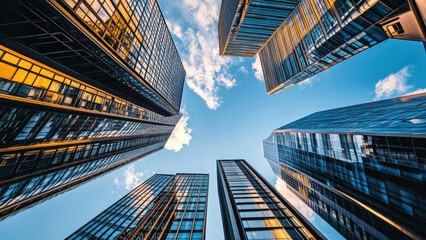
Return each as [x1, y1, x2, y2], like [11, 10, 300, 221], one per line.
[218, 0, 426, 94]
[217, 159, 325, 240]
[67, 173, 208, 240]
[0, 0, 185, 219]
[218, 0, 301, 57]
[264, 93, 426, 239]
[260, 0, 426, 94]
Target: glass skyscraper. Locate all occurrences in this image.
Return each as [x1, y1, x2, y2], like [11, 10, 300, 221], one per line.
[218, 0, 426, 94]
[217, 159, 325, 240]
[263, 93, 426, 239]
[68, 173, 208, 240]
[259, 0, 425, 94]
[218, 0, 301, 57]
[0, 0, 185, 219]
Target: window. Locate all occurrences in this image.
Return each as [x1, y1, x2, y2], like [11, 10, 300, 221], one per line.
[246, 229, 289, 239]
[179, 220, 193, 230]
[176, 232, 190, 239]
[193, 220, 203, 230]
[165, 232, 176, 240]
[243, 219, 281, 228]
[184, 211, 194, 219]
[170, 220, 180, 231]
[191, 231, 203, 240]
[196, 211, 204, 219]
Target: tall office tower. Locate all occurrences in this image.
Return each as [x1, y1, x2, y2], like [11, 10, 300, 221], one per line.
[217, 159, 325, 240]
[263, 92, 426, 240]
[68, 173, 208, 240]
[0, 0, 185, 219]
[218, 0, 301, 57]
[218, 0, 426, 94]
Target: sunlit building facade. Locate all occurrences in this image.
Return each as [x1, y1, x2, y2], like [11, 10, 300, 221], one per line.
[217, 159, 325, 240]
[264, 93, 426, 239]
[260, 0, 426, 94]
[218, 0, 426, 94]
[0, 0, 185, 219]
[68, 173, 208, 240]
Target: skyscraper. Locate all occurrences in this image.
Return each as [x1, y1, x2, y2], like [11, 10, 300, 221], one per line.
[0, 0, 185, 219]
[260, 0, 425, 94]
[67, 173, 208, 240]
[217, 159, 325, 240]
[218, 0, 301, 57]
[218, 0, 426, 94]
[263, 92, 426, 239]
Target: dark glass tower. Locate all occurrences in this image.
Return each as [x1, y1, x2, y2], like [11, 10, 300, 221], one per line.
[217, 159, 325, 240]
[263, 93, 426, 239]
[68, 173, 209, 240]
[218, 0, 426, 94]
[0, 0, 185, 219]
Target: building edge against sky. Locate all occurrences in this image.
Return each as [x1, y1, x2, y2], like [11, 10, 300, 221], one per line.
[0, 0, 185, 220]
[67, 173, 209, 240]
[217, 159, 326, 240]
[263, 92, 426, 240]
[218, 0, 426, 94]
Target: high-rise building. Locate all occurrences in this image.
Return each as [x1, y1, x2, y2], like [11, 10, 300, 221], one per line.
[218, 0, 301, 57]
[217, 159, 325, 240]
[260, 0, 426, 94]
[67, 173, 208, 240]
[263, 92, 426, 239]
[0, 0, 185, 219]
[218, 0, 426, 94]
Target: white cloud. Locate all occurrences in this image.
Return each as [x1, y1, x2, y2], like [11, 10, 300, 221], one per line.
[114, 177, 119, 187]
[217, 73, 237, 89]
[275, 177, 315, 221]
[123, 165, 144, 190]
[298, 76, 320, 89]
[240, 66, 248, 73]
[252, 56, 264, 81]
[166, 21, 183, 39]
[374, 66, 413, 100]
[165, 110, 192, 152]
[164, 0, 238, 110]
[405, 88, 426, 96]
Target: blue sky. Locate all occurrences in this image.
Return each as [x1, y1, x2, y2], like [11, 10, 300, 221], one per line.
[1, 0, 426, 239]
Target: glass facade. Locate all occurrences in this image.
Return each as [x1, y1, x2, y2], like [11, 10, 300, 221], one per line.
[218, 0, 301, 57]
[259, 0, 408, 93]
[263, 93, 426, 239]
[0, 0, 185, 115]
[61, 0, 185, 111]
[0, 0, 185, 219]
[217, 159, 325, 240]
[0, 143, 165, 220]
[67, 173, 209, 240]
